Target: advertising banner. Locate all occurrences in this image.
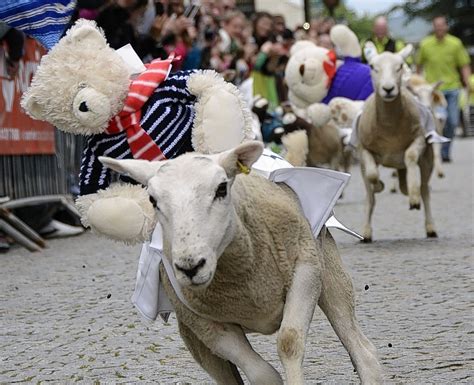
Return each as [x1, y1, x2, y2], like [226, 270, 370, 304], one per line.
[0, 37, 55, 155]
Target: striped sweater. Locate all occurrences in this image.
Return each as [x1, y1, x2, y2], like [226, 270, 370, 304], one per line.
[79, 70, 197, 196]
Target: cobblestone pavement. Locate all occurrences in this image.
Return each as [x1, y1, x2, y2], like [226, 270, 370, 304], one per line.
[1, 139, 473, 384]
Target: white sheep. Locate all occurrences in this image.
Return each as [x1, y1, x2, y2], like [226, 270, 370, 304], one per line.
[356, 46, 438, 242]
[281, 103, 347, 171]
[100, 141, 382, 385]
[406, 74, 448, 178]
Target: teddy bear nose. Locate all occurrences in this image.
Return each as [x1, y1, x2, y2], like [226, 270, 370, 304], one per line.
[79, 101, 89, 112]
[299, 64, 305, 76]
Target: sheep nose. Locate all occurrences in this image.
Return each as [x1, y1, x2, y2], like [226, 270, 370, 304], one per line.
[175, 258, 206, 279]
[79, 101, 89, 112]
[383, 86, 395, 94]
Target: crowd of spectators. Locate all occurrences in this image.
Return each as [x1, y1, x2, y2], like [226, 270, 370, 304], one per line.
[68, 0, 344, 108]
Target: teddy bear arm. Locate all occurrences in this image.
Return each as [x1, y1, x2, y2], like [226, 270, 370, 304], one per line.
[76, 184, 157, 245]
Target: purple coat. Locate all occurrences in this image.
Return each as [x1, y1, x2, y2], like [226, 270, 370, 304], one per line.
[321, 57, 373, 104]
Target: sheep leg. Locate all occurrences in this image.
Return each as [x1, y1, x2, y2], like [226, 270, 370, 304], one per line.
[360, 150, 377, 242]
[360, 149, 384, 193]
[181, 319, 282, 384]
[419, 147, 437, 238]
[318, 232, 382, 385]
[277, 260, 321, 385]
[404, 136, 425, 210]
[162, 275, 282, 384]
[432, 142, 445, 178]
[177, 321, 244, 385]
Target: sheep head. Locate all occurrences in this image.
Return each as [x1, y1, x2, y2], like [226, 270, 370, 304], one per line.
[365, 43, 413, 102]
[100, 141, 263, 288]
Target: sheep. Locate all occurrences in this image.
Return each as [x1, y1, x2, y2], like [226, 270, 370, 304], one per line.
[356, 46, 438, 242]
[281, 104, 348, 172]
[100, 141, 382, 385]
[406, 74, 447, 178]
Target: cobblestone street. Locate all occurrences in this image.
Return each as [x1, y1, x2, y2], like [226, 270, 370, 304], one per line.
[1, 138, 473, 384]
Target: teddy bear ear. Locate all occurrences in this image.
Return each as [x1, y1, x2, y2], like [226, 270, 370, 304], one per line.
[289, 40, 317, 56]
[66, 20, 106, 47]
[21, 92, 45, 121]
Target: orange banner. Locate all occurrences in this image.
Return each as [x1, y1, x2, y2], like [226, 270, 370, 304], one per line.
[0, 38, 55, 155]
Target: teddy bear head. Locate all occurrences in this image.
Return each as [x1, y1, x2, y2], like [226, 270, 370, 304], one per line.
[21, 19, 130, 135]
[284, 41, 336, 109]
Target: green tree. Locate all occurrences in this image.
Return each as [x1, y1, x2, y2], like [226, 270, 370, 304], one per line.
[320, 2, 374, 41]
[388, 0, 474, 45]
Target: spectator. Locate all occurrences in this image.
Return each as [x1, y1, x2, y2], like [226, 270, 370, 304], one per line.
[0, 23, 25, 78]
[362, 16, 409, 62]
[251, 12, 281, 108]
[318, 16, 335, 35]
[317, 33, 333, 50]
[95, 0, 148, 52]
[273, 14, 286, 37]
[417, 15, 471, 162]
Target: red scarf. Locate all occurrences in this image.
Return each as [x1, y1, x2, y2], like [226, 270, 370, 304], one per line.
[105, 54, 176, 161]
[323, 50, 337, 88]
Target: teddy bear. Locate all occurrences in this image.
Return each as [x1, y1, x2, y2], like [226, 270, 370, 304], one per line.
[21, 19, 253, 244]
[284, 24, 373, 126]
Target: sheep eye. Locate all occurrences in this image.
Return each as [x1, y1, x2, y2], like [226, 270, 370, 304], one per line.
[149, 195, 158, 209]
[369, 64, 377, 72]
[214, 182, 228, 200]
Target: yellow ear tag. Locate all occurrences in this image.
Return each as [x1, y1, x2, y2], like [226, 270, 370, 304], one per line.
[236, 160, 250, 175]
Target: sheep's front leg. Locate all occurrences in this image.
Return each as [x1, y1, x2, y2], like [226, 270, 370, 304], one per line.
[404, 136, 426, 210]
[178, 321, 244, 385]
[278, 261, 321, 385]
[179, 315, 282, 385]
[360, 149, 379, 242]
[419, 145, 437, 238]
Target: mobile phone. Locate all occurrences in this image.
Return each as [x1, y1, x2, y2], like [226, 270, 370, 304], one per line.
[184, 4, 200, 20]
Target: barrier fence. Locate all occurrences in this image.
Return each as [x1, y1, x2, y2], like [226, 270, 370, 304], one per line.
[1, 37, 84, 199]
[0, 131, 84, 199]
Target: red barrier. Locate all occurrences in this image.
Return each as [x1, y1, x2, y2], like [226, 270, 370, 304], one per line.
[0, 38, 55, 155]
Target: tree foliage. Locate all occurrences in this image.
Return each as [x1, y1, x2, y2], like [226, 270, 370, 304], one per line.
[388, 0, 474, 45]
[320, 2, 374, 41]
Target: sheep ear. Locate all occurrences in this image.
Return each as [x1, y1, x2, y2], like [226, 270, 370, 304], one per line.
[363, 41, 378, 63]
[218, 141, 264, 178]
[21, 93, 44, 120]
[398, 44, 413, 60]
[432, 90, 447, 106]
[432, 80, 443, 90]
[99, 157, 166, 185]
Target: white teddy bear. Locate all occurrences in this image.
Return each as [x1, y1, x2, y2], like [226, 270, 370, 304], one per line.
[284, 25, 373, 127]
[21, 19, 253, 244]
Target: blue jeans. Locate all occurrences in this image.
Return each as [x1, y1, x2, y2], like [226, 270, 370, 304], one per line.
[441, 89, 460, 159]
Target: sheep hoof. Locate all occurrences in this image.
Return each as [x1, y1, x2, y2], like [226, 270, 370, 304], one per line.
[427, 231, 438, 238]
[409, 203, 421, 210]
[437, 172, 445, 178]
[390, 188, 397, 194]
[361, 237, 372, 243]
[373, 180, 384, 193]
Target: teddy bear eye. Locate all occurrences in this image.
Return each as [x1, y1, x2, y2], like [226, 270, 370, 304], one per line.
[79, 101, 89, 112]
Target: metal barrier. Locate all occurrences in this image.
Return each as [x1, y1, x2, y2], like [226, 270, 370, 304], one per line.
[0, 131, 84, 199]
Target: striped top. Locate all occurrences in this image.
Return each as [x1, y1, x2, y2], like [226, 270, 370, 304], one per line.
[79, 70, 197, 196]
[0, 0, 76, 49]
[106, 56, 175, 162]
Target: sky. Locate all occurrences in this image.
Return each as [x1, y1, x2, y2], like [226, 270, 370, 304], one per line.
[345, 0, 403, 15]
